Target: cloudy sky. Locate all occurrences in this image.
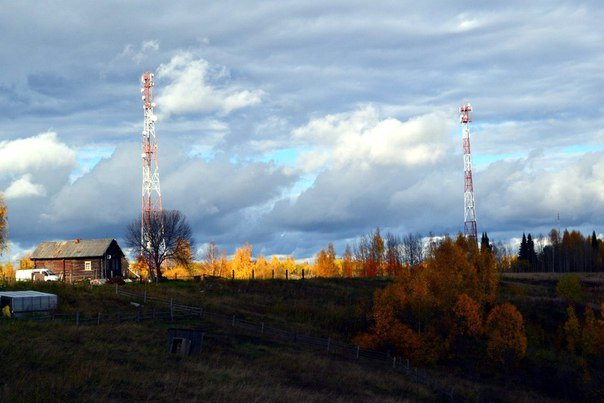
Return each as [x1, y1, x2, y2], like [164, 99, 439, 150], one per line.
[1, 1, 603, 260]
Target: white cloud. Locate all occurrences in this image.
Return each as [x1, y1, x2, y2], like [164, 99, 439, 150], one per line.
[0, 132, 76, 175]
[4, 174, 46, 199]
[118, 40, 159, 64]
[156, 52, 263, 117]
[293, 106, 454, 169]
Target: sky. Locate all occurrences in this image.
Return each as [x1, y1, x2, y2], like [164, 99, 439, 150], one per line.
[1, 1, 604, 261]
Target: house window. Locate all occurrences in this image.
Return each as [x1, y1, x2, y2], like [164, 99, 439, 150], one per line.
[85, 261, 92, 271]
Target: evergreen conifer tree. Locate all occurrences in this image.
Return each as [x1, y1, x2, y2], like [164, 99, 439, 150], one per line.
[519, 233, 528, 261]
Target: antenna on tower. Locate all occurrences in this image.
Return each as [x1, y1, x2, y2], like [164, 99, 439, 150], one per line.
[140, 71, 163, 272]
[460, 103, 477, 241]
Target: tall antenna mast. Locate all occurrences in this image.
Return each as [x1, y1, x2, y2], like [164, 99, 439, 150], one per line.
[460, 103, 477, 241]
[140, 71, 163, 266]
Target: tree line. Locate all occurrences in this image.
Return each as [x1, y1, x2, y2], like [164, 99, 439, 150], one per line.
[506, 229, 604, 273]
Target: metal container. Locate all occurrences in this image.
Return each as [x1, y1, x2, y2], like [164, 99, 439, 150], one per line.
[0, 291, 58, 317]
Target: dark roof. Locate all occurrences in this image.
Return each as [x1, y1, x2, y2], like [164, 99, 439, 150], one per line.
[31, 238, 122, 259]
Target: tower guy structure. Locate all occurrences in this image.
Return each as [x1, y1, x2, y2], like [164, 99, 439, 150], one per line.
[460, 103, 477, 241]
[140, 71, 163, 264]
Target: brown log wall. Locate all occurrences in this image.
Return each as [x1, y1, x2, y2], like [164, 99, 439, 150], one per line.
[33, 258, 103, 282]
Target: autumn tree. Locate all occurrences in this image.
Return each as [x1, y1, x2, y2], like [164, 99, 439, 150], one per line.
[485, 303, 527, 366]
[401, 232, 423, 267]
[128, 254, 150, 281]
[202, 240, 221, 276]
[556, 274, 584, 304]
[385, 233, 402, 276]
[19, 253, 34, 270]
[125, 210, 193, 281]
[370, 228, 385, 276]
[254, 255, 270, 278]
[231, 242, 253, 278]
[342, 244, 354, 277]
[1, 262, 16, 280]
[314, 249, 330, 277]
[314, 243, 338, 277]
[563, 306, 581, 354]
[356, 235, 503, 365]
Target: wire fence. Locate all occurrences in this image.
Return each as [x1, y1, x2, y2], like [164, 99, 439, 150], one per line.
[10, 307, 205, 325]
[114, 286, 455, 401]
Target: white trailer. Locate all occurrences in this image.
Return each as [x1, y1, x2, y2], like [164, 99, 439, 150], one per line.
[0, 291, 58, 317]
[15, 268, 60, 282]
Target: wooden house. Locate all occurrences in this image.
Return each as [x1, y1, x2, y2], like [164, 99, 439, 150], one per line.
[30, 238, 125, 282]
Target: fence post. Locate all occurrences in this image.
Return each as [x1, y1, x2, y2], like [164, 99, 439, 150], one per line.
[302, 269, 304, 280]
[97, 312, 101, 326]
[286, 270, 289, 280]
[251, 270, 254, 280]
[232, 270, 235, 280]
[76, 311, 80, 326]
[272, 270, 274, 279]
[326, 337, 330, 353]
[356, 345, 360, 359]
[232, 315, 236, 327]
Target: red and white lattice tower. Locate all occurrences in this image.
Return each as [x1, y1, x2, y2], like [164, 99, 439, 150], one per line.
[460, 103, 477, 241]
[140, 71, 163, 259]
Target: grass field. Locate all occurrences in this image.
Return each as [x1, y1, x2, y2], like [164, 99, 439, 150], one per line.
[1, 276, 601, 401]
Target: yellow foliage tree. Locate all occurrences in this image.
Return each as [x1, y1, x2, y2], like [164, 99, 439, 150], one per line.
[163, 265, 191, 280]
[486, 303, 527, 365]
[282, 256, 296, 277]
[20, 254, 34, 270]
[232, 242, 253, 279]
[128, 255, 150, 281]
[254, 255, 270, 279]
[314, 243, 338, 277]
[269, 256, 283, 278]
[3, 262, 15, 280]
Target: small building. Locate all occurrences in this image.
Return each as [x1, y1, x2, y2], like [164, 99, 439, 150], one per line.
[0, 291, 58, 317]
[31, 238, 125, 282]
[167, 328, 204, 355]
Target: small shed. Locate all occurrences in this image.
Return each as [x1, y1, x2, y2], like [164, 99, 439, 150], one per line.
[31, 238, 125, 282]
[167, 328, 204, 355]
[0, 291, 58, 317]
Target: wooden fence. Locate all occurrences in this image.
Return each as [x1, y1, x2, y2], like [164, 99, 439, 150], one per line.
[115, 287, 456, 401]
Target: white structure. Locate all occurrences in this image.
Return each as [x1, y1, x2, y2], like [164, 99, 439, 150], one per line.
[0, 291, 58, 317]
[140, 72, 164, 267]
[460, 103, 477, 240]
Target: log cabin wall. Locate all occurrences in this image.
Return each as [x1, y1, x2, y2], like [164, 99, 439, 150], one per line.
[33, 257, 104, 282]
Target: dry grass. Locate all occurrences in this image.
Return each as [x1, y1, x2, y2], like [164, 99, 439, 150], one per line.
[0, 320, 435, 402]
